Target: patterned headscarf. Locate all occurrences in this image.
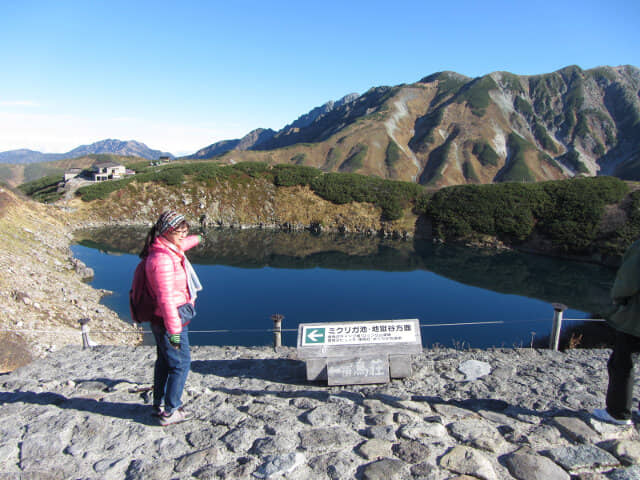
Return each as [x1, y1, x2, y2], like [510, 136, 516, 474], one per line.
[155, 210, 185, 235]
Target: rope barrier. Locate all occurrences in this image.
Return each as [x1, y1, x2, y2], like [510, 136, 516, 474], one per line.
[0, 318, 606, 335]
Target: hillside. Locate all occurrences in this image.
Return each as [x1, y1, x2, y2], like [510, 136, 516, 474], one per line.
[0, 186, 141, 372]
[36, 160, 640, 263]
[188, 65, 640, 188]
[0, 154, 146, 188]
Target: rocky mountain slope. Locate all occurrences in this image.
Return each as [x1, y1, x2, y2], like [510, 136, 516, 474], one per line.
[186, 128, 276, 159]
[192, 65, 640, 188]
[0, 139, 172, 164]
[186, 94, 362, 160]
[0, 187, 141, 372]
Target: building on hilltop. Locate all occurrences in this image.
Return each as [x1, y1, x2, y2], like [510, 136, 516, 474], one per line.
[63, 168, 83, 182]
[91, 161, 127, 182]
[150, 155, 172, 166]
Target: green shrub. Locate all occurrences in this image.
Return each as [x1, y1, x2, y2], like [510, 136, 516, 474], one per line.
[455, 75, 498, 117]
[230, 162, 270, 178]
[430, 73, 467, 104]
[420, 176, 629, 252]
[19, 174, 65, 203]
[410, 109, 444, 150]
[472, 141, 499, 166]
[533, 122, 558, 153]
[574, 112, 590, 138]
[385, 140, 402, 168]
[340, 144, 368, 172]
[612, 190, 640, 246]
[499, 133, 536, 182]
[560, 149, 589, 174]
[536, 176, 628, 251]
[514, 96, 534, 117]
[462, 161, 479, 182]
[77, 177, 135, 201]
[273, 164, 322, 187]
[326, 147, 342, 169]
[311, 172, 423, 220]
[18, 174, 62, 196]
[290, 153, 306, 165]
[500, 73, 525, 94]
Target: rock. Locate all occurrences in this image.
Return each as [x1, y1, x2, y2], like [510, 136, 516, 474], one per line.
[392, 440, 430, 464]
[553, 416, 601, 444]
[458, 360, 492, 381]
[544, 444, 620, 472]
[304, 402, 364, 427]
[299, 426, 362, 452]
[365, 424, 397, 441]
[505, 447, 570, 480]
[361, 458, 407, 480]
[124, 459, 174, 480]
[186, 426, 229, 448]
[174, 447, 220, 473]
[409, 461, 440, 479]
[221, 424, 263, 453]
[395, 399, 433, 415]
[250, 435, 298, 456]
[447, 419, 505, 452]
[0, 442, 18, 465]
[357, 438, 393, 460]
[367, 412, 395, 425]
[253, 452, 305, 479]
[307, 451, 360, 480]
[432, 403, 477, 419]
[598, 439, 640, 465]
[398, 421, 448, 441]
[208, 404, 246, 426]
[439, 446, 497, 480]
[606, 465, 640, 480]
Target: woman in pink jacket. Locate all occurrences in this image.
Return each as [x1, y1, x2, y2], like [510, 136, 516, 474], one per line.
[140, 210, 202, 426]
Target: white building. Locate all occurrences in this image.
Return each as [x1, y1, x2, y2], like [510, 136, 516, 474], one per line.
[91, 162, 126, 182]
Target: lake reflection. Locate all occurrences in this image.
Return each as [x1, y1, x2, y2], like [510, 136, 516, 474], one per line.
[72, 227, 617, 348]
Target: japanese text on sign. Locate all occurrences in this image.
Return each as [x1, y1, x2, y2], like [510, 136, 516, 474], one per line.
[301, 321, 416, 346]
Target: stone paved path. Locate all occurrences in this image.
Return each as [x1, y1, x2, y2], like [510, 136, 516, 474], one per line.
[1, 346, 639, 479]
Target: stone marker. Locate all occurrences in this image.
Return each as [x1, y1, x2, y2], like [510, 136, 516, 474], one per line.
[296, 319, 422, 385]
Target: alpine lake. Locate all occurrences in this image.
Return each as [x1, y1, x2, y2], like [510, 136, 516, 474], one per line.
[71, 226, 618, 349]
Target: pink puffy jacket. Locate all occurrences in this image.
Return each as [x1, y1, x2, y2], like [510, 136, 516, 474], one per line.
[145, 235, 200, 334]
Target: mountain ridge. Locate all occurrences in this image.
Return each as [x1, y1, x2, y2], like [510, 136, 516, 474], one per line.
[0, 139, 173, 165]
[195, 64, 640, 187]
[2, 65, 639, 188]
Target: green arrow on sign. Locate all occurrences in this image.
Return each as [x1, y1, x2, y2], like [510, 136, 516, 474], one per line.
[305, 327, 325, 344]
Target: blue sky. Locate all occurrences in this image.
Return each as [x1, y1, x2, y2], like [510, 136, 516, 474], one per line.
[1, 0, 638, 156]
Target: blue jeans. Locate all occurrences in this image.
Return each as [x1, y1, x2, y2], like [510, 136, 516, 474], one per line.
[606, 330, 640, 420]
[151, 308, 192, 414]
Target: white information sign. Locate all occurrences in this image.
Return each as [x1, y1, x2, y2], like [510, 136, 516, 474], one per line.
[301, 320, 417, 346]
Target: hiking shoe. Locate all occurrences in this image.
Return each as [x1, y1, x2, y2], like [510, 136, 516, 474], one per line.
[158, 407, 192, 426]
[593, 408, 633, 425]
[151, 405, 164, 417]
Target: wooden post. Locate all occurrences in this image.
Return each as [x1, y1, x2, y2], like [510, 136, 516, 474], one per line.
[270, 314, 284, 349]
[79, 317, 96, 349]
[549, 303, 567, 351]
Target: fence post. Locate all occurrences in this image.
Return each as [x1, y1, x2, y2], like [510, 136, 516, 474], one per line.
[270, 314, 284, 349]
[79, 317, 96, 349]
[549, 303, 567, 351]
